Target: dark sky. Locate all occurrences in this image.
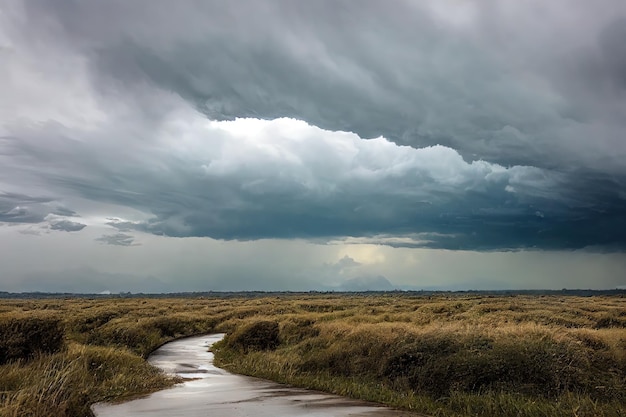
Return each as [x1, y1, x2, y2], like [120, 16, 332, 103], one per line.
[1, 1, 625, 292]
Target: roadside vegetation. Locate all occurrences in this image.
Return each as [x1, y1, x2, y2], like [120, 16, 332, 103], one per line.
[1, 294, 625, 416]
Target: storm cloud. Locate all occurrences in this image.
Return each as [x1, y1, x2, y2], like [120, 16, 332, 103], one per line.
[4, 112, 623, 249]
[16, 0, 625, 168]
[1, 1, 626, 292]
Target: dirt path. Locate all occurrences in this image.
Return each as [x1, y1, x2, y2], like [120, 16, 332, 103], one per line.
[92, 334, 418, 417]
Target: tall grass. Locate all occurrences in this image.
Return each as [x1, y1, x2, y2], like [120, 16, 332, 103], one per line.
[213, 295, 626, 417]
[1, 294, 625, 416]
[0, 315, 64, 364]
[0, 344, 173, 416]
[0, 299, 220, 417]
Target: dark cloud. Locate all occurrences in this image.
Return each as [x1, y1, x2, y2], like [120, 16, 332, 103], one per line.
[0, 192, 52, 223]
[95, 233, 139, 246]
[0, 193, 82, 232]
[49, 219, 86, 232]
[4, 116, 625, 250]
[51, 206, 79, 217]
[1, 1, 625, 252]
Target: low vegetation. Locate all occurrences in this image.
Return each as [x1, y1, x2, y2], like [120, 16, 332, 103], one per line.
[224, 319, 280, 353]
[0, 343, 172, 416]
[0, 315, 64, 364]
[1, 294, 625, 417]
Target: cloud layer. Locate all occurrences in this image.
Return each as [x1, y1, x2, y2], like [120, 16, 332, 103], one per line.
[3, 113, 623, 249]
[21, 0, 626, 170]
[1, 0, 625, 252]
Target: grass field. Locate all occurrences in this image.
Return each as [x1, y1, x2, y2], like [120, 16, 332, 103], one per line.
[1, 294, 625, 416]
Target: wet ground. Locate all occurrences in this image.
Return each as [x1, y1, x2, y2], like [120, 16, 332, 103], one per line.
[92, 334, 418, 417]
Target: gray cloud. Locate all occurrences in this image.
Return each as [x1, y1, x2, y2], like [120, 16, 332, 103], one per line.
[0, 192, 53, 223]
[1, 0, 625, 252]
[49, 219, 86, 232]
[52, 206, 79, 217]
[316, 255, 396, 291]
[22, 0, 626, 170]
[338, 276, 395, 292]
[18, 227, 44, 236]
[0, 192, 84, 232]
[95, 233, 139, 246]
[335, 255, 361, 269]
[4, 112, 625, 250]
[17, 267, 169, 294]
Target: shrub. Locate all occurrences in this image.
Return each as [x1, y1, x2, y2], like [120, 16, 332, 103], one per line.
[86, 321, 162, 357]
[225, 320, 280, 353]
[72, 310, 121, 334]
[381, 331, 622, 400]
[594, 314, 625, 329]
[0, 316, 64, 364]
[279, 318, 319, 344]
[146, 315, 216, 338]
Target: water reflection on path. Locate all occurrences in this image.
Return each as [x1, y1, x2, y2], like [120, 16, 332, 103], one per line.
[92, 334, 417, 417]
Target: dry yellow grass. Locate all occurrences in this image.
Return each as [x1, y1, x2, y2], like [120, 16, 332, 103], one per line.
[0, 294, 625, 416]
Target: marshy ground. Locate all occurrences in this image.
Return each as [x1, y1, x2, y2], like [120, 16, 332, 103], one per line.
[1, 293, 625, 416]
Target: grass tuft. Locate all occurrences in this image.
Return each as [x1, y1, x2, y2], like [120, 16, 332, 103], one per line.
[0, 315, 64, 365]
